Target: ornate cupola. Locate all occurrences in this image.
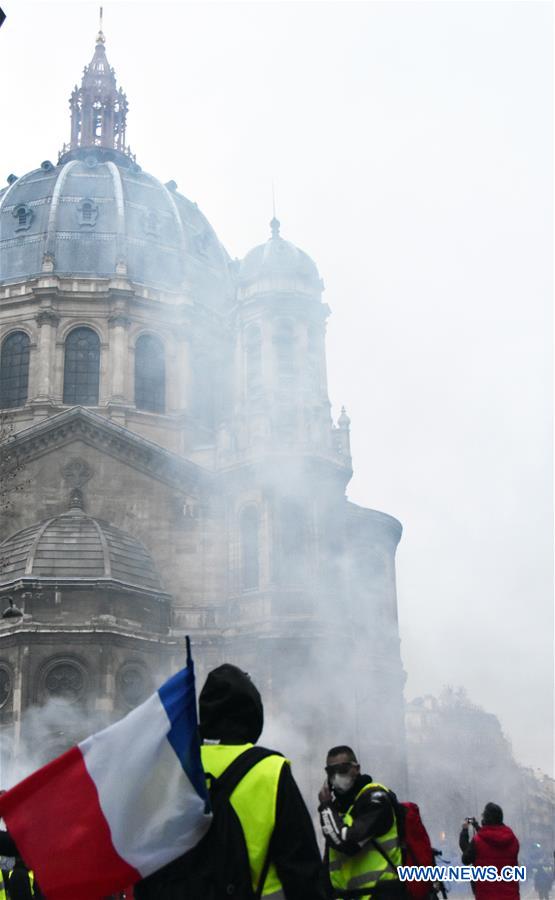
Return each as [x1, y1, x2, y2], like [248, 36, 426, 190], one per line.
[60, 9, 132, 161]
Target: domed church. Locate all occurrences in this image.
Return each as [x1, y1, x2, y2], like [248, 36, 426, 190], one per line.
[0, 25, 407, 787]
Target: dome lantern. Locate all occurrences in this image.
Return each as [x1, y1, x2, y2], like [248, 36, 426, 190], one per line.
[60, 8, 133, 164]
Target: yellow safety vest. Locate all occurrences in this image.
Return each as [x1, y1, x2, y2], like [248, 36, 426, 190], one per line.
[0, 869, 6, 900]
[201, 743, 287, 900]
[328, 781, 401, 899]
[7, 867, 35, 896]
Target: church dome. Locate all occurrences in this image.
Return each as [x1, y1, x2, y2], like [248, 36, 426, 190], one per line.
[0, 501, 162, 593]
[0, 29, 232, 305]
[0, 152, 231, 300]
[238, 217, 322, 295]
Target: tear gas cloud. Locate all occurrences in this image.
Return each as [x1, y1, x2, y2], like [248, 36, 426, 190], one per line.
[0, 0, 552, 865]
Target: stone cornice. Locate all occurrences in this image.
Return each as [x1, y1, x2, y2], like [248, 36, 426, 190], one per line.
[0, 622, 183, 649]
[0, 273, 195, 307]
[0, 406, 211, 492]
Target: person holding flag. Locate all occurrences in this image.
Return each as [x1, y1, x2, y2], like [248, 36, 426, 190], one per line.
[0, 641, 211, 900]
[136, 663, 326, 900]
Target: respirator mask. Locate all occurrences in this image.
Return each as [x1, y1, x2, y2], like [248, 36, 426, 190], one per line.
[326, 761, 357, 795]
[330, 772, 356, 794]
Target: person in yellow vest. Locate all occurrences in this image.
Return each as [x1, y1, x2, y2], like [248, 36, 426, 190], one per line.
[6, 858, 37, 900]
[0, 867, 8, 900]
[318, 746, 406, 900]
[0, 827, 42, 899]
[198, 663, 326, 900]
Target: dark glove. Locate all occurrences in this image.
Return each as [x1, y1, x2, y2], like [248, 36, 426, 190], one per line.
[320, 805, 346, 847]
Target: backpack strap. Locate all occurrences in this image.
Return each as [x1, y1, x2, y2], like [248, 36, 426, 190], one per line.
[208, 746, 284, 899]
[371, 838, 399, 875]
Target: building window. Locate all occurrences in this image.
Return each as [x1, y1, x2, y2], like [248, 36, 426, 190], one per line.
[77, 198, 98, 227]
[280, 499, 307, 584]
[13, 203, 33, 232]
[143, 211, 160, 237]
[63, 327, 100, 406]
[0, 331, 30, 409]
[240, 506, 259, 591]
[245, 325, 262, 397]
[135, 335, 165, 413]
[274, 319, 295, 385]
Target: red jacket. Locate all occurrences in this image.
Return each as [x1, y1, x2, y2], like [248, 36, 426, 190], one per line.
[473, 824, 520, 900]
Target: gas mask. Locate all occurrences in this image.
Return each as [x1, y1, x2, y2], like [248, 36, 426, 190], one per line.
[330, 772, 356, 794]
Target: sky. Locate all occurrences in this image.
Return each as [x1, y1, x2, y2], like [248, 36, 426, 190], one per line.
[0, 0, 552, 775]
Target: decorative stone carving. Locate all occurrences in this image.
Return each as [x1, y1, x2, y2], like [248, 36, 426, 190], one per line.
[61, 457, 94, 488]
[117, 663, 150, 709]
[43, 660, 86, 704]
[5, 407, 207, 494]
[107, 313, 131, 329]
[41, 252, 55, 273]
[35, 309, 60, 328]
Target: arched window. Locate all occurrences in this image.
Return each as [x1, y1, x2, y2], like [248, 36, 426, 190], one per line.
[279, 499, 307, 584]
[240, 506, 259, 591]
[135, 335, 165, 413]
[63, 327, 100, 406]
[0, 332, 30, 409]
[273, 319, 295, 385]
[245, 325, 262, 397]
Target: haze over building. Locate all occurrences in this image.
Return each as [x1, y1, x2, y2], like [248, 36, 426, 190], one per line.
[0, 24, 407, 790]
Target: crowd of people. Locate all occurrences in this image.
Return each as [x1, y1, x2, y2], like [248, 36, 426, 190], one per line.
[1, 663, 552, 900]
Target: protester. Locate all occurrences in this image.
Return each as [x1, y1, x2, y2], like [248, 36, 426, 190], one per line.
[459, 802, 520, 899]
[0, 830, 42, 899]
[318, 745, 405, 900]
[137, 663, 325, 900]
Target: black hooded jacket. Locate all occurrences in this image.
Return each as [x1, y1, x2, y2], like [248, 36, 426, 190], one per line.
[200, 664, 325, 900]
[137, 664, 325, 900]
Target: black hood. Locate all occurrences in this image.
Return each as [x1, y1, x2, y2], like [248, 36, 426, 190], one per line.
[199, 663, 264, 744]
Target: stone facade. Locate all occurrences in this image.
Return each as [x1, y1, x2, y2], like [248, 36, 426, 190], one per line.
[0, 28, 407, 790]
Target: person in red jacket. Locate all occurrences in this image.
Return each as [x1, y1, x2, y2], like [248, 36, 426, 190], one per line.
[459, 802, 521, 900]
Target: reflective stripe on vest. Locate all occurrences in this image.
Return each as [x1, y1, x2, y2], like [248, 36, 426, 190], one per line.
[201, 743, 287, 898]
[328, 781, 402, 895]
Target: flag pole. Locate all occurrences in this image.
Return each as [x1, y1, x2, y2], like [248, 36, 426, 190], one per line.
[186, 634, 192, 667]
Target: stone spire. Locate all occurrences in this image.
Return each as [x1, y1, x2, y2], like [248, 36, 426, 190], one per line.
[62, 9, 132, 159]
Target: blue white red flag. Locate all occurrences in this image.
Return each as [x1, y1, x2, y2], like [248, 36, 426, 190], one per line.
[0, 664, 211, 900]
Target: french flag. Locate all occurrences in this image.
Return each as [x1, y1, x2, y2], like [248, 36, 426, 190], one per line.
[0, 662, 212, 900]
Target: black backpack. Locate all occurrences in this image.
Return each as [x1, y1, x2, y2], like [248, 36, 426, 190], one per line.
[135, 746, 282, 900]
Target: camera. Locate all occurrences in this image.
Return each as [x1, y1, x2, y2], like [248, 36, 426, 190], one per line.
[465, 817, 478, 827]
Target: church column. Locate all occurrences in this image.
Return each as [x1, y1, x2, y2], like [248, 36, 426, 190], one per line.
[32, 308, 60, 403]
[108, 312, 130, 404]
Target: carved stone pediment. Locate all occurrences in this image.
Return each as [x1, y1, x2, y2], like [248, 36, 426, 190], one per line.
[1, 407, 209, 492]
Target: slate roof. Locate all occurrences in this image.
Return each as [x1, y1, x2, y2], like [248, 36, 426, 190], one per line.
[0, 506, 163, 592]
[0, 149, 233, 308]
